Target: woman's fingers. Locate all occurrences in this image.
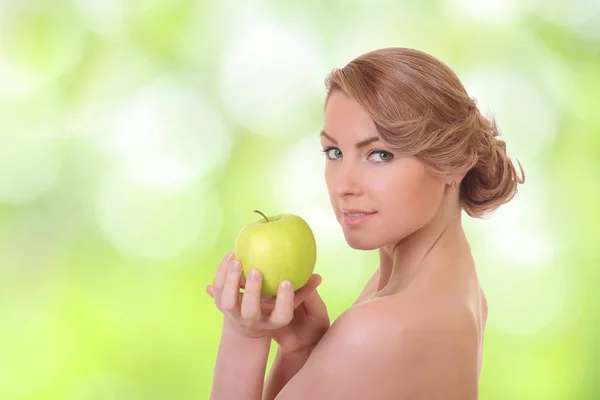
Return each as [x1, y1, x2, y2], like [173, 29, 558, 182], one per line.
[210, 257, 323, 332]
[212, 253, 233, 309]
[238, 274, 322, 310]
[268, 281, 295, 327]
[292, 274, 322, 308]
[302, 287, 329, 322]
[240, 269, 263, 323]
[207, 285, 244, 304]
[220, 260, 243, 316]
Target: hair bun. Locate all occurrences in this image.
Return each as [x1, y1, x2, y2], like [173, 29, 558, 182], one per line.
[460, 116, 525, 218]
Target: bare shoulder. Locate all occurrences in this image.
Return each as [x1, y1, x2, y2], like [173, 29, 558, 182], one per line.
[275, 294, 480, 400]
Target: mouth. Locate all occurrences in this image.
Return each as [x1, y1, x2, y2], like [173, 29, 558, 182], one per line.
[343, 212, 376, 217]
[341, 209, 377, 216]
[340, 210, 378, 227]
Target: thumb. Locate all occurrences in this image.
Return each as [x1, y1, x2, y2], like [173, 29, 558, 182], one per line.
[302, 286, 328, 320]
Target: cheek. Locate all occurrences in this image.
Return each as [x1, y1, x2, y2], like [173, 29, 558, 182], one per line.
[324, 166, 339, 214]
[377, 170, 443, 222]
[324, 164, 333, 187]
[324, 166, 334, 196]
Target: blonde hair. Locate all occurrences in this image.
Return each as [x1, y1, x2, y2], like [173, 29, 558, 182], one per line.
[324, 47, 525, 218]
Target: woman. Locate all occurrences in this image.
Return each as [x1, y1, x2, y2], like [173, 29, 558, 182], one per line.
[206, 47, 524, 399]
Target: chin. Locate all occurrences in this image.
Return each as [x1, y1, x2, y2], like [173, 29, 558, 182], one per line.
[343, 231, 382, 251]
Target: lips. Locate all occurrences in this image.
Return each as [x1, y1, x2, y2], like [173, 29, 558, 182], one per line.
[340, 209, 378, 228]
[340, 209, 377, 216]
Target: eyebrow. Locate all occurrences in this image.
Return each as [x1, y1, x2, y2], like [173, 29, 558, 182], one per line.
[320, 131, 380, 149]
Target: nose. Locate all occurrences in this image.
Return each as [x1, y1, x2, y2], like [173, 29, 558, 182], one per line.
[331, 160, 363, 198]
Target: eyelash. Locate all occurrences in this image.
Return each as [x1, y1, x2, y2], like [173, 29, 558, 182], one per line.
[320, 146, 394, 163]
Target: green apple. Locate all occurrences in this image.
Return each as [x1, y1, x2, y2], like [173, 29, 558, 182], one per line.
[234, 210, 317, 296]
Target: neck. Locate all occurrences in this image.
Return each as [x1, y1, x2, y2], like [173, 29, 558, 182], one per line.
[377, 196, 465, 293]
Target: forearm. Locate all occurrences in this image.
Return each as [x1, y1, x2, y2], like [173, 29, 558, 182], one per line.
[210, 319, 272, 400]
[263, 345, 314, 400]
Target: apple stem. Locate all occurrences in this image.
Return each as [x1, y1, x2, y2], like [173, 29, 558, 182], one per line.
[253, 210, 269, 222]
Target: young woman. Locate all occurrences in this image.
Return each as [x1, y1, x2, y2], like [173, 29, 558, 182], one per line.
[206, 47, 524, 399]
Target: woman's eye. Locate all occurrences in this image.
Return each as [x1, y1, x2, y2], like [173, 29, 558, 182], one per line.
[369, 150, 394, 162]
[322, 147, 342, 159]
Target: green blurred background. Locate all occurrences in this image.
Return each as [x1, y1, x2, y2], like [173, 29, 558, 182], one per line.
[0, 0, 599, 398]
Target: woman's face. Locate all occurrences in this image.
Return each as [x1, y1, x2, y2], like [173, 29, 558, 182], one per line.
[322, 91, 447, 250]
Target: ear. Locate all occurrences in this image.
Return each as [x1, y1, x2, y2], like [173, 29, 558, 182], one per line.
[448, 172, 467, 186]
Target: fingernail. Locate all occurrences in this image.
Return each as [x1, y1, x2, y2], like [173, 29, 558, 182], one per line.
[250, 269, 261, 281]
[226, 252, 234, 261]
[232, 261, 241, 272]
[281, 281, 293, 292]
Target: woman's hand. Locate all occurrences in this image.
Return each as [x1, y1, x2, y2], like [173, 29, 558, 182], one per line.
[206, 252, 330, 351]
[269, 284, 330, 355]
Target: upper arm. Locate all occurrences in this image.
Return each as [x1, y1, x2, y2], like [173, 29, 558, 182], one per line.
[275, 305, 480, 400]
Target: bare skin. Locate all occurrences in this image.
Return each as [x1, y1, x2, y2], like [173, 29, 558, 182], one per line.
[209, 91, 489, 399]
[274, 91, 488, 398]
[352, 223, 488, 378]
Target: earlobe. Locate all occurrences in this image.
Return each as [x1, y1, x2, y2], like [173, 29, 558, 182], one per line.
[447, 173, 466, 188]
[448, 180, 457, 192]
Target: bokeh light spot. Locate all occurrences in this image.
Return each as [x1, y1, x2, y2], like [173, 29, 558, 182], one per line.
[95, 176, 221, 261]
[463, 68, 559, 159]
[0, 136, 61, 204]
[107, 76, 232, 192]
[218, 8, 327, 137]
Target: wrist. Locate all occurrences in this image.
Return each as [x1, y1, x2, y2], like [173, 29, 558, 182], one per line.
[277, 343, 315, 361]
[211, 318, 272, 400]
[222, 318, 272, 345]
